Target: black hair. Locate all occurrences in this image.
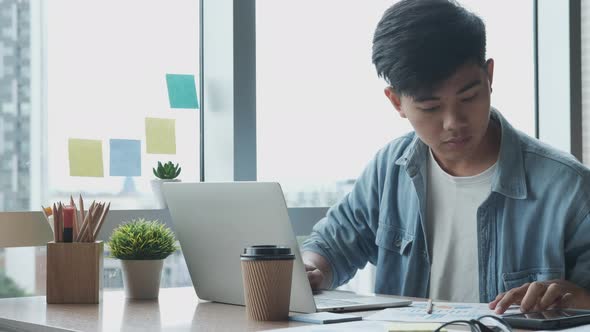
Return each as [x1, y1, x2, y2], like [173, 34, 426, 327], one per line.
[372, 0, 486, 97]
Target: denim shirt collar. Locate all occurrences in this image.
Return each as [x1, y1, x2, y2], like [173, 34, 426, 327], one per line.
[394, 108, 528, 199]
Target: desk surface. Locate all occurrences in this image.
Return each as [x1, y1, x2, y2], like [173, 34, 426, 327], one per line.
[0, 287, 533, 332]
[0, 287, 316, 331]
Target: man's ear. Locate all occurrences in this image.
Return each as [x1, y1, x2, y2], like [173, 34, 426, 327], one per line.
[384, 87, 406, 118]
[485, 58, 494, 91]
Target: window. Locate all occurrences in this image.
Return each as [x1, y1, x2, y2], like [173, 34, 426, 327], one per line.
[256, 0, 535, 208]
[46, 0, 200, 209]
[0, 0, 541, 299]
[0, 0, 199, 298]
[256, 0, 535, 293]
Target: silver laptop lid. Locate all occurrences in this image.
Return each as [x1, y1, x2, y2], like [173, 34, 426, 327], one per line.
[162, 182, 317, 313]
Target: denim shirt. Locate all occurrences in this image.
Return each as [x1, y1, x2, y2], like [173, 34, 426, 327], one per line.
[302, 109, 590, 303]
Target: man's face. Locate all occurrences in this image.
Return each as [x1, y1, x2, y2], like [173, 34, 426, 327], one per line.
[385, 60, 495, 165]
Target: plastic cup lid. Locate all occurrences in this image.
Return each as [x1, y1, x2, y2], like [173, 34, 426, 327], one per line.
[240, 245, 295, 260]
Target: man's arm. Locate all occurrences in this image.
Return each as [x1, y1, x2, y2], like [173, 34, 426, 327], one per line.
[302, 251, 333, 290]
[491, 210, 590, 313]
[300, 144, 393, 290]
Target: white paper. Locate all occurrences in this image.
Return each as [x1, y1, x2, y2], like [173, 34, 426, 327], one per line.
[265, 320, 392, 332]
[365, 301, 520, 323]
[265, 320, 483, 332]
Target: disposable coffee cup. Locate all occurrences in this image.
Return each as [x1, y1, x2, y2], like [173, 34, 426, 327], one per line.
[240, 245, 295, 321]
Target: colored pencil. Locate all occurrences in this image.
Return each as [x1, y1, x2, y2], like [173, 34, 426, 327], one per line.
[57, 203, 64, 242]
[92, 202, 110, 241]
[40, 205, 53, 232]
[52, 203, 58, 242]
[70, 196, 79, 242]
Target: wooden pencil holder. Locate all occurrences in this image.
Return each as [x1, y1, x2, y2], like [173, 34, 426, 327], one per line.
[46, 241, 103, 304]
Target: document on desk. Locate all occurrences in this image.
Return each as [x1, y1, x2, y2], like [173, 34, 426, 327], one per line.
[366, 301, 519, 323]
[266, 320, 392, 332]
[267, 321, 463, 332]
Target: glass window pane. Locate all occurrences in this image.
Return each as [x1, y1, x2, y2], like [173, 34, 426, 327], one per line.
[46, 0, 200, 209]
[0, 0, 199, 298]
[256, 0, 535, 207]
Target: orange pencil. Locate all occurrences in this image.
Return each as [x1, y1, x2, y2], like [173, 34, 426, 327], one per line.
[40, 205, 52, 228]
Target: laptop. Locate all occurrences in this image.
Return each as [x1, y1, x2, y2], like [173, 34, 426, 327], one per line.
[162, 182, 412, 313]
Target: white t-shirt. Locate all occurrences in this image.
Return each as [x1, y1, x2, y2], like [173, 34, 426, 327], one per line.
[426, 149, 496, 302]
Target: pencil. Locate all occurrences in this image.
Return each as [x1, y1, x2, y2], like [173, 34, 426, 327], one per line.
[90, 203, 103, 241]
[78, 201, 95, 242]
[78, 208, 90, 242]
[79, 195, 85, 231]
[84, 202, 97, 242]
[92, 202, 110, 241]
[57, 203, 64, 242]
[40, 205, 52, 229]
[52, 203, 58, 242]
[70, 196, 78, 241]
[426, 298, 433, 314]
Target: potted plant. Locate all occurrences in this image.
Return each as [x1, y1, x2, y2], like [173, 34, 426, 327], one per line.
[151, 161, 181, 208]
[108, 219, 177, 299]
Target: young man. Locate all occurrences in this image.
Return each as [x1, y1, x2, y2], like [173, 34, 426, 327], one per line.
[302, 0, 590, 313]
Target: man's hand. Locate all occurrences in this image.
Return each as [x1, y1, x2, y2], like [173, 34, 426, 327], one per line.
[305, 264, 326, 291]
[489, 280, 590, 314]
[302, 251, 333, 291]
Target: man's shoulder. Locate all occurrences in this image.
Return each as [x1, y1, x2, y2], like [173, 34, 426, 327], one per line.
[375, 132, 416, 163]
[517, 131, 590, 178]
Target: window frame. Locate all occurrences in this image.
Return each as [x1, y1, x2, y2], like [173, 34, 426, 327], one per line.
[536, 0, 582, 158]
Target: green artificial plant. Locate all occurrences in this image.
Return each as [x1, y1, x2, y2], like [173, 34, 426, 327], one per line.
[152, 161, 181, 180]
[108, 219, 177, 260]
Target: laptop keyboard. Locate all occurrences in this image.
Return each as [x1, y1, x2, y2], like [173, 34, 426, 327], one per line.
[315, 298, 360, 307]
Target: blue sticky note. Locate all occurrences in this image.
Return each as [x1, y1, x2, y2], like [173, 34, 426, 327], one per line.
[166, 73, 199, 109]
[109, 139, 141, 176]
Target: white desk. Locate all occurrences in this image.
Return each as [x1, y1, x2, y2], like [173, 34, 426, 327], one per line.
[0, 287, 309, 331]
[0, 288, 533, 332]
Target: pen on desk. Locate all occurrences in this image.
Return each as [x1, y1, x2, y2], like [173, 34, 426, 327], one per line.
[426, 298, 433, 314]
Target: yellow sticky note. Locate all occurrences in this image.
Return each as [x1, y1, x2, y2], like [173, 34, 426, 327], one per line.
[387, 322, 446, 332]
[68, 138, 104, 177]
[145, 117, 176, 154]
